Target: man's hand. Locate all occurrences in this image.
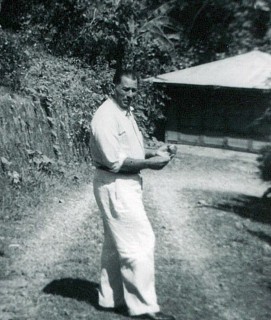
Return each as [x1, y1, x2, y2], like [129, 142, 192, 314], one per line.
[167, 144, 177, 158]
[155, 146, 169, 158]
[156, 144, 177, 159]
[121, 146, 175, 173]
[146, 155, 171, 170]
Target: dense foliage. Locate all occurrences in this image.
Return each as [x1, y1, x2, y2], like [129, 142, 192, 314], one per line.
[255, 104, 271, 183]
[1, 0, 271, 84]
[21, 54, 114, 157]
[257, 145, 271, 182]
[0, 28, 29, 89]
[1, 0, 270, 71]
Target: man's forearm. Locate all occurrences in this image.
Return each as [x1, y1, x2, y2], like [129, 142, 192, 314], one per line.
[119, 154, 171, 173]
[120, 157, 150, 173]
[120, 148, 159, 173]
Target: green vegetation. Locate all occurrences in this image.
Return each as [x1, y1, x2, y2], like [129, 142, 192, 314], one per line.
[0, 29, 29, 89]
[254, 104, 271, 187]
[257, 145, 271, 188]
[0, 0, 271, 217]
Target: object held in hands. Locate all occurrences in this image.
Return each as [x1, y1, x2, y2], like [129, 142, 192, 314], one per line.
[167, 144, 177, 158]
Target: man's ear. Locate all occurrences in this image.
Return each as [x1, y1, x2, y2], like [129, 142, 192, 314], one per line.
[114, 83, 121, 93]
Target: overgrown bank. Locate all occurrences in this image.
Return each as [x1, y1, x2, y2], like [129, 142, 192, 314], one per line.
[0, 35, 165, 218]
[0, 45, 112, 218]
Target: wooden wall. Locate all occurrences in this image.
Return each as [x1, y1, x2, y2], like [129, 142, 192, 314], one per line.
[164, 85, 271, 152]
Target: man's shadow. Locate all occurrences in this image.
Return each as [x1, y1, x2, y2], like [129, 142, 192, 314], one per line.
[43, 278, 128, 315]
[43, 278, 99, 307]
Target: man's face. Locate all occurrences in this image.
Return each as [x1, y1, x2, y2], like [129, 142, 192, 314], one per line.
[114, 75, 138, 110]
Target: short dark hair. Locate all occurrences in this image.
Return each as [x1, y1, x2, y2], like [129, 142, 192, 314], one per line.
[113, 68, 138, 85]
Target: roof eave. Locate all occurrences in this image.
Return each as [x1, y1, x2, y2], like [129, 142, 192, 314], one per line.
[150, 80, 271, 91]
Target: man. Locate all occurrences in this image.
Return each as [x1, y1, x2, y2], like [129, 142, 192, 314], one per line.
[90, 68, 176, 320]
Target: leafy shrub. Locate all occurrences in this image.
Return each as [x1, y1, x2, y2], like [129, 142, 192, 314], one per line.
[134, 81, 168, 139]
[0, 1, 179, 73]
[0, 29, 29, 89]
[257, 145, 271, 182]
[0, 0, 128, 65]
[19, 51, 114, 160]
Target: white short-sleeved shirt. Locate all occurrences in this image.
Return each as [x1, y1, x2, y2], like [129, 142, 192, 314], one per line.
[90, 98, 145, 173]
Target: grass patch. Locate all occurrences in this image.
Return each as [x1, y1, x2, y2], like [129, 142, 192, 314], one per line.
[0, 161, 94, 221]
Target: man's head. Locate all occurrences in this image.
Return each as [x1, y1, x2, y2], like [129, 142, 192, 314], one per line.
[113, 69, 138, 110]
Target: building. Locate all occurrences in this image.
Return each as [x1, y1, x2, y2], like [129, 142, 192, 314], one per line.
[149, 51, 271, 152]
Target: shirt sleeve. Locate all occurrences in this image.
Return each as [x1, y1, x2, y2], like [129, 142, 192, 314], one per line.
[90, 117, 127, 173]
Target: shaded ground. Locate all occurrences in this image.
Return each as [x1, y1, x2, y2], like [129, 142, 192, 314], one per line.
[0, 146, 271, 320]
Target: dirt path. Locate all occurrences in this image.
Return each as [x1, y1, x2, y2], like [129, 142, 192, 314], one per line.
[1, 147, 271, 320]
[0, 184, 102, 320]
[145, 148, 271, 320]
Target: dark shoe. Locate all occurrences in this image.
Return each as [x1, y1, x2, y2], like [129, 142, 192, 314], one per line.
[114, 305, 128, 314]
[97, 305, 128, 315]
[132, 312, 176, 320]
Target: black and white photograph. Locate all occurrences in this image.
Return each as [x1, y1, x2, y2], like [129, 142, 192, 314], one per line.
[0, 1, 271, 319]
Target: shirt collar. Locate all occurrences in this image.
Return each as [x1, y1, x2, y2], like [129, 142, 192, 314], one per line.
[126, 106, 134, 117]
[110, 97, 134, 117]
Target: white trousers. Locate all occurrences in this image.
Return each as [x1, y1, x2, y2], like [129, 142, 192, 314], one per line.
[93, 169, 160, 316]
